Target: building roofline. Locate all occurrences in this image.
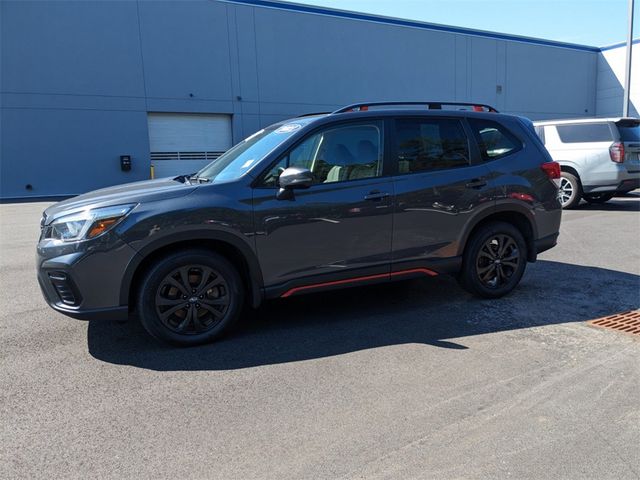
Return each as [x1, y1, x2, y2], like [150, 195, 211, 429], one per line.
[600, 38, 640, 51]
[221, 0, 601, 53]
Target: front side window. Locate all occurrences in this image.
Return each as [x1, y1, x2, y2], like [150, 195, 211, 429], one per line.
[556, 123, 613, 143]
[260, 122, 383, 187]
[394, 118, 470, 174]
[468, 119, 522, 161]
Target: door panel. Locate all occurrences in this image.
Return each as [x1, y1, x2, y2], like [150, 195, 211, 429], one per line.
[252, 119, 393, 288]
[253, 178, 393, 287]
[392, 165, 493, 264]
[389, 116, 494, 267]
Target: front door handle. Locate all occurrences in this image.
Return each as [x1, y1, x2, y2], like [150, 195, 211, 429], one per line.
[465, 178, 487, 189]
[364, 191, 390, 201]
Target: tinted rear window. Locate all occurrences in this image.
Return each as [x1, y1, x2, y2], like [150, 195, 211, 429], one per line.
[467, 119, 522, 161]
[394, 118, 470, 173]
[556, 123, 613, 143]
[617, 122, 640, 142]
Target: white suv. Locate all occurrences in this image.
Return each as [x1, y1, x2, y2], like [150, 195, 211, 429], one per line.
[533, 118, 640, 208]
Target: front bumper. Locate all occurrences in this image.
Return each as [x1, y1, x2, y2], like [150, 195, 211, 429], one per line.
[37, 232, 138, 321]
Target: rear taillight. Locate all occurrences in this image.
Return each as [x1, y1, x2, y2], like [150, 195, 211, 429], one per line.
[609, 142, 624, 163]
[541, 161, 561, 179]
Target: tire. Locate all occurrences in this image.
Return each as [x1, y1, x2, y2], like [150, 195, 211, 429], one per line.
[137, 249, 245, 346]
[559, 172, 582, 209]
[458, 221, 528, 299]
[583, 192, 614, 204]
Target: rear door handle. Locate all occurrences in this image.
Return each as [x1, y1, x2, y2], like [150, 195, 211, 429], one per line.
[364, 191, 390, 201]
[465, 178, 487, 189]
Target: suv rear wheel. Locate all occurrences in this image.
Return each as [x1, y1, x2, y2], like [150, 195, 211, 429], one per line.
[137, 250, 244, 346]
[559, 171, 582, 209]
[458, 221, 527, 298]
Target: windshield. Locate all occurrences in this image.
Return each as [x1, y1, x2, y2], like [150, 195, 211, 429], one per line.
[196, 123, 303, 183]
[617, 121, 640, 142]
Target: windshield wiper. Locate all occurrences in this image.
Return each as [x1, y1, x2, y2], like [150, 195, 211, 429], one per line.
[189, 175, 211, 184]
[173, 174, 193, 184]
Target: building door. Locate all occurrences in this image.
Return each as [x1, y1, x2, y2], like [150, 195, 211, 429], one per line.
[147, 113, 232, 178]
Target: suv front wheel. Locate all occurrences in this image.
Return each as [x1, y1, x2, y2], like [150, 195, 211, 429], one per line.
[458, 221, 528, 298]
[137, 250, 244, 346]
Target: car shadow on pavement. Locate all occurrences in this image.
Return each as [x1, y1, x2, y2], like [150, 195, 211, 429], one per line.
[575, 195, 639, 211]
[87, 260, 640, 371]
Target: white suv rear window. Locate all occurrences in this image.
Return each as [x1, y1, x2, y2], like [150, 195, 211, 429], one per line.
[556, 124, 613, 143]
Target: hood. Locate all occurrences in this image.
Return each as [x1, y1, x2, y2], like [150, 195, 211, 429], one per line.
[43, 177, 197, 223]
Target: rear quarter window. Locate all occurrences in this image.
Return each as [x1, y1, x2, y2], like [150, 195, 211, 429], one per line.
[556, 123, 613, 143]
[467, 119, 522, 161]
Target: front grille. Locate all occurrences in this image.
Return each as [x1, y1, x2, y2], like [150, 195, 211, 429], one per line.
[48, 272, 80, 306]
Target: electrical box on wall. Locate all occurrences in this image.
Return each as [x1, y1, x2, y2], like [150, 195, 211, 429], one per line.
[120, 155, 132, 172]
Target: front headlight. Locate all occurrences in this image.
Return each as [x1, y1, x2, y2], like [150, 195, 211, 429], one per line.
[43, 204, 136, 243]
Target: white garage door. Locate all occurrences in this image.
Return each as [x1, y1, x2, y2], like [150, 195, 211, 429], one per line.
[148, 113, 232, 178]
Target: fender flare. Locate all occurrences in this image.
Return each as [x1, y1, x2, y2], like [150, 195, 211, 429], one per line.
[457, 202, 539, 259]
[119, 230, 264, 308]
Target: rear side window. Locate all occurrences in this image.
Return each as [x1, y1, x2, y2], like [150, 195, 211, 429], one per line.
[616, 121, 640, 142]
[556, 123, 613, 143]
[394, 118, 470, 174]
[468, 119, 522, 161]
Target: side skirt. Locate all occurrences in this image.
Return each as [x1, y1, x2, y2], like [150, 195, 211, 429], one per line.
[264, 257, 462, 299]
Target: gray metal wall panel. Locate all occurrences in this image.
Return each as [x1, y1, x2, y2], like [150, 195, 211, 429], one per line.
[0, 0, 601, 198]
[253, 8, 457, 105]
[505, 43, 596, 117]
[1, 108, 150, 198]
[1, 1, 145, 97]
[137, 0, 233, 102]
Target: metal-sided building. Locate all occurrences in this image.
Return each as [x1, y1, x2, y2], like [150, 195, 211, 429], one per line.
[0, 0, 635, 199]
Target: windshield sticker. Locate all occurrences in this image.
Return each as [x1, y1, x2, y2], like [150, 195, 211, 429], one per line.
[241, 159, 256, 169]
[275, 123, 301, 134]
[245, 129, 264, 142]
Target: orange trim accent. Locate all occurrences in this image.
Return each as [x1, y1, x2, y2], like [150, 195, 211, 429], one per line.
[280, 267, 437, 298]
[390, 268, 438, 278]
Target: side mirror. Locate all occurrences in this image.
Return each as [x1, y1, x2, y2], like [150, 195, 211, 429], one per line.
[278, 167, 313, 189]
[277, 167, 313, 200]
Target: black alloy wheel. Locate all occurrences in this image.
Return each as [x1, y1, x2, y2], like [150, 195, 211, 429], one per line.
[458, 221, 527, 298]
[138, 250, 244, 346]
[476, 234, 520, 289]
[155, 265, 230, 335]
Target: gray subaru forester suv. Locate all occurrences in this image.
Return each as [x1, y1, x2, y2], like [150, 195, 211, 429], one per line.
[37, 102, 562, 346]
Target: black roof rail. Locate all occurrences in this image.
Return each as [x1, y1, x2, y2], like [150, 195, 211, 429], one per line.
[296, 111, 332, 118]
[332, 101, 499, 114]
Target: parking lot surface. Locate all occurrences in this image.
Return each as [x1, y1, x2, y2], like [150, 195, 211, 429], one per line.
[1, 196, 639, 480]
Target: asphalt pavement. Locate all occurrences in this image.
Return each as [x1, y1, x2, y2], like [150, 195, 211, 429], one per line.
[1, 196, 639, 479]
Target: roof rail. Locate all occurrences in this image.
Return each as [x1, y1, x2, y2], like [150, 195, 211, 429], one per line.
[332, 101, 499, 114]
[296, 111, 332, 118]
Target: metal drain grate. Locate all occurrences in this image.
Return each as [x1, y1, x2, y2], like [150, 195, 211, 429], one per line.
[588, 311, 640, 337]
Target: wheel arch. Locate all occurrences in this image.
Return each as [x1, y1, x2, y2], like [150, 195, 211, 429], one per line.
[459, 206, 538, 262]
[121, 232, 264, 310]
[558, 163, 581, 182]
